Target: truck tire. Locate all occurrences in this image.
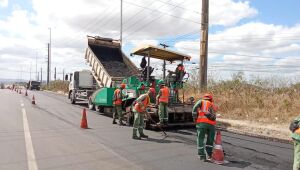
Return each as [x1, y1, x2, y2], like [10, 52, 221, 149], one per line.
[98, 106, 104, 113]
[88, 99, 95, 110]
[70, 91, 76, 104]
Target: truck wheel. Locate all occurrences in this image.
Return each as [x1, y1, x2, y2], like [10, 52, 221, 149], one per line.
[70, 92, 76, 104]
[88, 99, 95, 110]
[98, 106, 104, 113]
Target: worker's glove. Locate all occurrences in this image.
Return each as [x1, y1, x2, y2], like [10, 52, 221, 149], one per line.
[289, 120, 299, 132]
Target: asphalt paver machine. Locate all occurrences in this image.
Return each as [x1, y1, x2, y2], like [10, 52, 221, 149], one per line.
[127, 45, 195, 128]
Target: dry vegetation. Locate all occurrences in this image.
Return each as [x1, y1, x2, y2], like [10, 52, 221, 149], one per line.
[41, 80, 69, 94]
[183, 71, 300, 125]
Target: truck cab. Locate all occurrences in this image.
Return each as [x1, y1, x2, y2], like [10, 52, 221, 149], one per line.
[27, 81, 41, 90]
[67, 70, 97, 104]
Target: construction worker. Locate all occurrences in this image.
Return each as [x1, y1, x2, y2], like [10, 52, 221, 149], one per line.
[290, 116, 300, 170]
[156, 80, 169, 125]
[192, 93, 217, 161]
[112, 83, 126, 125]
[175, 63, 185, 82]
[132, 88, 156, 140]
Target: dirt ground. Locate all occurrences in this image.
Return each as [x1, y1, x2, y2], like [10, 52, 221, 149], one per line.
[217, 118, 291, 142]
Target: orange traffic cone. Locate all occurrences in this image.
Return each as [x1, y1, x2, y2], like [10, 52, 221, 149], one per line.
[25, 90, 28, 96]
[31, 95, 36, 105]
[80, 108, 88, 129]
[211, 131, 225, 164]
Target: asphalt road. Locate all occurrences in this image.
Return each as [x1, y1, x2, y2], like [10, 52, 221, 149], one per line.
[0, 89, 293, 170]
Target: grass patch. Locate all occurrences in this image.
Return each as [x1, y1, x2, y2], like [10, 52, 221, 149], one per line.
[41, 80, 69, 94]
[182, 71, 300, 124]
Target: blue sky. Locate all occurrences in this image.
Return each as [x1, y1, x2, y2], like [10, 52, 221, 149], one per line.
[248, 0, 300, 26]
[0, 0, 299, 82]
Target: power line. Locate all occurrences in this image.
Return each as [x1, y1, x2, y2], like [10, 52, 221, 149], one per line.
[123, 0, 187, 40]
[123, 0, 200, 26]
[123, 0, 165, 27]
[122, 0, 173, 32]
[177, 47, 300, 60]
[155, 0, 200, 15]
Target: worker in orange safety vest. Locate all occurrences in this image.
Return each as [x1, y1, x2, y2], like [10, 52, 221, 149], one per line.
[156, 80, 170, 125]
[192, 93, 217, 161]
[132, 88, 156, 140]
[112, 83, 126, 125]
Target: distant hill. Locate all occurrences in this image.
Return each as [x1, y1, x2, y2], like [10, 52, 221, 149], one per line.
[0, 78, 27, 84]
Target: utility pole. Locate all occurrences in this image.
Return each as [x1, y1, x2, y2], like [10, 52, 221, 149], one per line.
[49, 27, 52, 82]
[120, 0, 123, 49]
[54, 67, 56, 81]
[36, 51, 38, 81]
[30, 62, 32, 81]
[47, 43, 50, 85]
[159, 43, 169, 80]
[200, 0, 209, 89]
[40, 67, 42, 83]
[63, 69, 65, 81]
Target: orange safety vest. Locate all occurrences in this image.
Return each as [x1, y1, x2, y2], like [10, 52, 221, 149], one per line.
[159, 87, 169, 103]
[196, 100, 216, 125]
[134, 95, 150, 113]
[113, 89, 122, 105]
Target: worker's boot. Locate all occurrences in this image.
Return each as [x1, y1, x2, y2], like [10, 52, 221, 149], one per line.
[119, 121, 125, 126]
[132, 129, 141, 140]
[112, 119, 117, 124]
[132, 135, 141, 140]
[140, 133, 148, 139]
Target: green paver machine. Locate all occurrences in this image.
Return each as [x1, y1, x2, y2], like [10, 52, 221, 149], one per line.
[126, 45, 195, 128]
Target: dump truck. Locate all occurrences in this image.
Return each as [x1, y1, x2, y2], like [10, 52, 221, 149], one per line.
[84, 36, 195, 128]
[67, 70, 97, 104]
[27, 81, 41, 90]
[84, 36, 139, 112]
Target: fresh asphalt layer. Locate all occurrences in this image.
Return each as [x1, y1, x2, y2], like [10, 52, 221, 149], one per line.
[0, 89, 293, 170]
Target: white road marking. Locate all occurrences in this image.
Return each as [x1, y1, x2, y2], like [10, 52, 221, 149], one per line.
[22, 108, 38, 170]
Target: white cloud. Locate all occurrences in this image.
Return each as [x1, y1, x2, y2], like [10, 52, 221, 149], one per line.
[0, 0, 8, 7]
[0, 0, 297, 81]
[174, 22, 300, 77]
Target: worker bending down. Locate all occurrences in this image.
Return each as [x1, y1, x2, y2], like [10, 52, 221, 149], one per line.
[132, 88, 156, 140]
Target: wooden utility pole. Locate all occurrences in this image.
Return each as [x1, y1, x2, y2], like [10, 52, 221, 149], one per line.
[120, 0, 123, 49]
[159, 43, 169, 80]
[63, 69, 65, 81]
[54, 67, 56, 81]
[200, 0, 209, 89]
